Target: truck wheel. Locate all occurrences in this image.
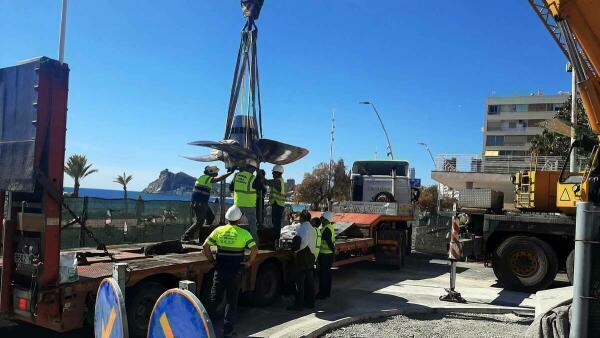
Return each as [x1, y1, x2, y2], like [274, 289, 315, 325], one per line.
[252, 262, 281, 306]
[200, 270, 226, 318]
[567, 250, 575, 285]
[492, 236, 558, 293]
[126, 282, 166, 338]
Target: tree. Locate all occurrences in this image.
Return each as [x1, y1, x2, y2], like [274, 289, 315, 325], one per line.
[416, 185, 457, 214]
[114, 172, 134, 199]
[295, 160, 351, 210]
[529, 95, 592, 157]
[64, 154, 98, 197]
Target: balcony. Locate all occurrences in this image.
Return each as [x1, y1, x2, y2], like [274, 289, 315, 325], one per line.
[434, 154, 588, 174]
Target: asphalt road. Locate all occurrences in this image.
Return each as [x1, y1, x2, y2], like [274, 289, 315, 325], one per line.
[0, 253, 569, 338]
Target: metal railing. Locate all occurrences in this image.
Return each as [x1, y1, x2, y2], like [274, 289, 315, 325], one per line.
[434, 154, 588, 174]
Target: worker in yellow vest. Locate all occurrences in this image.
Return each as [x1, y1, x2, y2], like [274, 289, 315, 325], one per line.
[317, 211, 336, 299]
[310, 217, 322, 263]
[182, 165, 232, 242]
[267, 165, 286, 238]
[203, 205, 258, 338]
[229, 161, 264, 240]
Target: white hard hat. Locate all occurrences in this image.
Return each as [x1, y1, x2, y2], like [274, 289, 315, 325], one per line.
[322, 211, 334, 222]
[225, 205, 243, 222]
[205, 165, 219, 175]
[272, 165, 284, 173]
[247, 159, 259, 169]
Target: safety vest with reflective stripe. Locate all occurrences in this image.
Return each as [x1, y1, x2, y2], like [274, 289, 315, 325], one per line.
[320, 222, 336, 255]
[233, 171, 257, 208]
[195, 175, 213, 191]
[204, 224, 256, 269]
[270, 177, 286, 207]
[314, 226, 321, 261]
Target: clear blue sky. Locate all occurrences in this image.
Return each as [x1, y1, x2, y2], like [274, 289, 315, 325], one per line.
[0, 1, 571, 191]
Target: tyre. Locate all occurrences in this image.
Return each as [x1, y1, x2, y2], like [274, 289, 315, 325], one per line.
[567, 249, 575, 285]
[492, 236, 558, 293]
[126, 281, 166, 338]
[372, 192, 395, 203]
[251, 262, 281, 306]
[199, 270, 226, 318]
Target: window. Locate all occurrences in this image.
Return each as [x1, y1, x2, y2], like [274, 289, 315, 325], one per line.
[488, 105, 499, 114]
[553, 103, 564, 111]
[509, 121, 517, 128]
[486, 135, 504, 146]
[499, 104, 516, 113]
[504, 135, 527, 146]
[487, 121, 501, 131]
[516, 104, 528, 112]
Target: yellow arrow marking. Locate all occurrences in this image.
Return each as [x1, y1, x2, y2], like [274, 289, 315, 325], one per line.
[160, 313, 174, 338]
[101, 308, 116, 338]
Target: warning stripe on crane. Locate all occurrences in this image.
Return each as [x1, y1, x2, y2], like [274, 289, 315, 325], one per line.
[448, 216, 462, 260]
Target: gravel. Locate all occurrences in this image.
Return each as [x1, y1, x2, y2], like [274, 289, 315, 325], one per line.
[322, 312, 533, 338]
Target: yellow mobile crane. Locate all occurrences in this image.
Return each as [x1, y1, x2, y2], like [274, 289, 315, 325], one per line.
[528, 0, 600, 206]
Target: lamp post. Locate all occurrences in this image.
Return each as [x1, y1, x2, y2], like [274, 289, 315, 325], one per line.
[359, 101, 394, 160]
[418, 142, 441, 215]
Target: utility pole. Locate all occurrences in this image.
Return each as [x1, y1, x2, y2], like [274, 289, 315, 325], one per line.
[58, 0, 68, 64]
[359, 101, 394, 160]
[328, 110, 335, 210]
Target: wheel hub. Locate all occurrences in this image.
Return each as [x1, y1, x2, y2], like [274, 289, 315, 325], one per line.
[510, 250, 539, 277]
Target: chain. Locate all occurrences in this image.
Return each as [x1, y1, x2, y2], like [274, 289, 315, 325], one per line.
[61, 201, 116, 262]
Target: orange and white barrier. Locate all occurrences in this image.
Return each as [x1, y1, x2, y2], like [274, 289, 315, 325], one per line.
[448, 216, 462, 260]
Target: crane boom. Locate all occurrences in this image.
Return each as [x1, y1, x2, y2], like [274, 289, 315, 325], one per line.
[529, 0, 600, 202]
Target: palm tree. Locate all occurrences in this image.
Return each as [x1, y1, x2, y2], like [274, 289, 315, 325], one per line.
[114, 172, 133, 199]
[64, 155, 98, 197]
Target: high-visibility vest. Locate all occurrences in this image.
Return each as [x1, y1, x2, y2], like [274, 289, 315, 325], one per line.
[270, 177, 286, 207]
[320, 222, 336, 255]
[233, 171, 257, 208]
[314, 226, 321, 261]
[195, 175, 213, 191]
[204, 224, 256, 268]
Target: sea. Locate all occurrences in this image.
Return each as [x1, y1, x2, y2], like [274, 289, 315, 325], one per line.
[63, 187, 191, 201]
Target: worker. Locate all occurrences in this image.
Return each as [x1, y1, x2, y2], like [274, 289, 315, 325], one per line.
[230, 161, 264, 240]
[182, 166, 233, 242]
[288, 210, 317, 311]
[203, 205, 258, 338]
[310, 217, 322, 263]
[267, 165, 286, 239]
[317, 211, 336, 299]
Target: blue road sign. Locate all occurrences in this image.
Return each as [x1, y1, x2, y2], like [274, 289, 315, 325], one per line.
[410, 178, 422, 188]
[148, 289, 215, 338]
[95, 278, 128, 338]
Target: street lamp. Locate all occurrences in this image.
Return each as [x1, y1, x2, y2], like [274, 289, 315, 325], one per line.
[418, 142, 436, 168]
[359, 101, 394, 160]
[418, 142, 441, 214]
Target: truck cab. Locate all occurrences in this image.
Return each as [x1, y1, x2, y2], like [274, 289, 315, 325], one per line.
[351, 160, 416, 206]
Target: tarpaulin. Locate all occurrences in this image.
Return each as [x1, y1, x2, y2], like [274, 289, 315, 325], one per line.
[0, 59, 39, 192]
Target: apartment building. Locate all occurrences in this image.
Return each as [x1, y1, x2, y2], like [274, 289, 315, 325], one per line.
[483, 93, 569, 156]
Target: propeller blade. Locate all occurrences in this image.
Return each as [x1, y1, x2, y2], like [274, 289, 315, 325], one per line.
[180, 154, 220, 162]
[257, 139, 309, 165]
[538, 118, 572, 138]
[188, 140, 256, 160]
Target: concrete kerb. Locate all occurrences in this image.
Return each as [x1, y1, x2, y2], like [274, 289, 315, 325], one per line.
[291, 305, 535, 338]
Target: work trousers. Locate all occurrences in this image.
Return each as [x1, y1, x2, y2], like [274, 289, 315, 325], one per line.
[210, 269, 242, 337]
[182, 202, 214, 240]
[271, 204, 284, 238]
[239, 206, 258, 240]
[294, 267, 316, 308]
[317, 253, 334, 298]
